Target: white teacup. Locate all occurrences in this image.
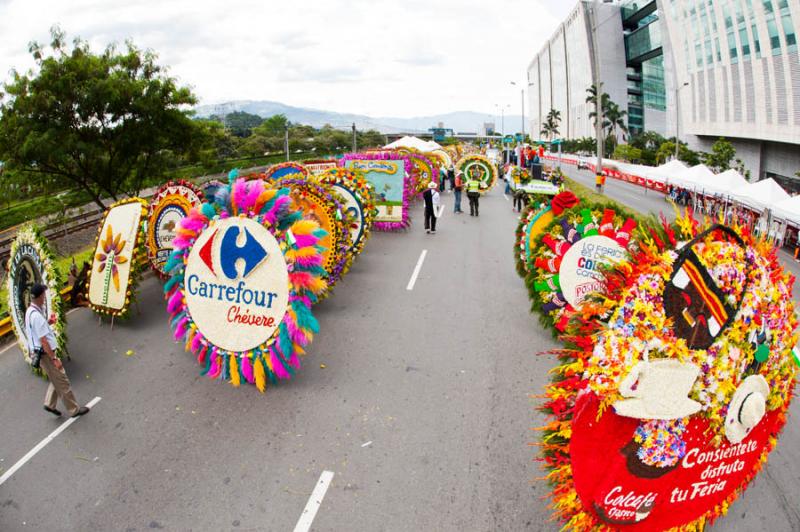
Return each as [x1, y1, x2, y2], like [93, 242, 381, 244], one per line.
[615, 359, 702, 420]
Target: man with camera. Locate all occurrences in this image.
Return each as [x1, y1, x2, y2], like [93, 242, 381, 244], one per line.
[25, 283, 90, 418]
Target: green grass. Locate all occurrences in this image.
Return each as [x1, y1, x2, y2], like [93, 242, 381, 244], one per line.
[0, 244, 95, 318]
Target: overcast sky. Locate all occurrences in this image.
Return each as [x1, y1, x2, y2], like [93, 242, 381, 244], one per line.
[0, 0, 573, 118]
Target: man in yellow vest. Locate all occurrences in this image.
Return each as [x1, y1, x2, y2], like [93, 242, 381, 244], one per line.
[467, 171, 481, 217]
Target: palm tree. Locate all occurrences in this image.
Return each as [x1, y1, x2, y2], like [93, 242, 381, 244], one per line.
[540, 108, 562, 141]
[603, 101, 628, 148]
[585, 84, 610, 127]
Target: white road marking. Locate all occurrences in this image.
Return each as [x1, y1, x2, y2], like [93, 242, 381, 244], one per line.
[361, 441, 373, 448]
[0, 341, 18, 356]
[293, 470, 335, 532]
[0, 396, 102, 487]
[435, 205, 445, 219]
[406, 250, 428, 291]
[503, 194, 510, 202]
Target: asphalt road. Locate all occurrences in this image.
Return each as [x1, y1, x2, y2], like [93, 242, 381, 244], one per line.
[0, 184, 798, 531]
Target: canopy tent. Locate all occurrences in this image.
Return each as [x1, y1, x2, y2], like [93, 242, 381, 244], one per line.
[644, 159, 689, 183]
[772, 195, 800, 226]
[700, 169, 749, 196]
[731, 178, 791, 211]
[383, 136, 433, 152]
[424, 140, 444, 151]
[668, 164, 716, 189]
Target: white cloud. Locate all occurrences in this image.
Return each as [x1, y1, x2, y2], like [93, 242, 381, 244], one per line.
[0, 0, 571, 117]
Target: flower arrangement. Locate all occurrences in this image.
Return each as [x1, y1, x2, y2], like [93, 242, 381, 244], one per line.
[85, 198, 149, 318]
[514, 201, 553, 278]
[147, 180, 203, 277]
[274, 174, 352, 296]
[339, 151, 413, 232]
[526, 196, 637, 334]
[263, 161, 310, 181]
[456, 154, 498, 193]
[537, 211, 798, 530]
[6, 224, 67, 370]
[318, 167, 377, 260]
[406, 151, 439, 195]
[163, 170, 327, 391]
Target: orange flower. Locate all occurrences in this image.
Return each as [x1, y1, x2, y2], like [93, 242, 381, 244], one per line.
[96, 224, 128, 291]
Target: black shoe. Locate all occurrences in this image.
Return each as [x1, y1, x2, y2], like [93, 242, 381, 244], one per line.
[72, 406, 90, 418]
[44, 406, 62, 417]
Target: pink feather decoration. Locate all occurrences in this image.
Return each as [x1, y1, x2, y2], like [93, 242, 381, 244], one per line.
[293, 234, 318, 248]
[190, 333, 202, 354]
[167, 290, 183, 314]
[208, 355, 221, 378]
[174, 316, 189, 340]
[233, 179, 249, 210]
[288, 352, 301, 369]
[243, 181, 263, 212]
[196, 345, 207, 365]
[270, 349, 290, 379]
[241, 356, 254, 383]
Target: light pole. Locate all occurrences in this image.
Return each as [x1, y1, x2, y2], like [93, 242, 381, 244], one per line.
[496, 104, 510, 162]
[590, 0, 604, 187]
[675, 81, 690, 160]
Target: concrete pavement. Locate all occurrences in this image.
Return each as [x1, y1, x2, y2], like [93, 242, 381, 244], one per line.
[0, 184, 797, 531]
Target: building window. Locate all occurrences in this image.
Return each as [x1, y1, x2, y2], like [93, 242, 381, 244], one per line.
[740, 28, 751, 56]
[781, 13, 797, 50]
[752, 24, 762, 57]
[767, 18, 782, 53]
[715, 37, 722, 62]
[728, 31, 739, 62]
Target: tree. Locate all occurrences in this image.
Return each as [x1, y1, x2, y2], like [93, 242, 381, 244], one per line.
[703, 137, 736, 172]
[540, 108, 561, 141]
[603, 101, 628, 148]
[0, 28, 207, 209]
[586, 84, 610, 127]
[613, 144, 642, 163]
[253, 114, 290, 137]
[629, 131, 666, 166]
[656, 140, 702, 166]
[210, 111, 264, 137]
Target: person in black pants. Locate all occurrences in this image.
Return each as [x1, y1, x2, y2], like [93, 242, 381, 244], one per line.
[423, 181, 440, 233]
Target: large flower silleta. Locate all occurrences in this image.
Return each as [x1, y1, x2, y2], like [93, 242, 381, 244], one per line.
[96, 225, 128, 291]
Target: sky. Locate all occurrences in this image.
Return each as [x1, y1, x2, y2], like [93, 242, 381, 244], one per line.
[0, 0, 574, 118]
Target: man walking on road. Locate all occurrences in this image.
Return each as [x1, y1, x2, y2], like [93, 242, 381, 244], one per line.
[467, 172, 481, 217]
[26, 283, 90, 418]
[453, 171, 464, 213]
[423, 181, 441, 233]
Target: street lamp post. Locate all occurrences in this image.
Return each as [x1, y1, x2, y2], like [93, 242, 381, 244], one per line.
[496, 104, 509, 162]
[675, 81, 690, 160]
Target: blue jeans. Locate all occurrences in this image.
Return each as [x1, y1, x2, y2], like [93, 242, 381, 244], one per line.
[454, 189, 462, 212]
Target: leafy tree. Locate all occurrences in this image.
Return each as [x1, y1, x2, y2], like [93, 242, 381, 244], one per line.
[702, 137, 736, 172]
[0, 27, 207, 209]
[656, 140, 702, 166]
[586, 84, 610, 128]
[210, 111, 264, 137]
[734, 158, 751, 180]
[629, 131, 666, 166]
[612, 144, 642, 163]
[253, 114, 290, 137]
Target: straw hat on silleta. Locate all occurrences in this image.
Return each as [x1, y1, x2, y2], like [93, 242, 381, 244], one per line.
[725, 375, 770, 444]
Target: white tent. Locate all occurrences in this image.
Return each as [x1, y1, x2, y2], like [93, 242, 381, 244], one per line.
[644, 159, 689, 183]
[773, 195, 800, 226]
[668, 164, 716, 189]
[730, 178, 791, 211]
[424, 140, 444, 151]
[700, 169, 749, 196]
[383, 136, 433, 152]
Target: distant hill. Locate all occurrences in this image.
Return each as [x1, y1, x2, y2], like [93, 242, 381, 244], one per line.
[193, 100, 526, 135]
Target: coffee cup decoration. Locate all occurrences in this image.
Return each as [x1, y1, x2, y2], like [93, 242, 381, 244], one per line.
[163, 170, 327, 391]
[538, 212, 797, 530]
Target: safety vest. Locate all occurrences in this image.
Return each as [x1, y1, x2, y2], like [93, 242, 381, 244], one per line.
[467, 179, 480, 192]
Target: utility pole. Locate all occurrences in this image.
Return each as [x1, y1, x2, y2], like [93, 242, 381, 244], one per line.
[284, 125, 289, 161]
[352, 123, 357, 153]
[521, 89, 525, 140]
[675, 81, 689, 160]
[590, 0, 604, 187]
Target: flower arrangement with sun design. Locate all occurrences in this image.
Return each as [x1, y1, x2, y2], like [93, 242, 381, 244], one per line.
[456, 154, 498, 193]
[147, 180, 203, 277]
[263, 161, 310, 181]
[526, 198, 638, 334]
[6, 224, 67, 370]
[163, 170, 327, 391]
[318, 167, 377, 261]
[537, 211, 798, 531]
[275, 174, 352, 296]
[513, 192, 578, 278]
[86, 198, 148, 318]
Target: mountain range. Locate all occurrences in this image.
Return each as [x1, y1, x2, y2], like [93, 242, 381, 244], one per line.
[193, 100, 526, 135]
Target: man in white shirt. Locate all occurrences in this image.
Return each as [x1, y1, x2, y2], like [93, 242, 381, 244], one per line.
[25, 283, 89, 418]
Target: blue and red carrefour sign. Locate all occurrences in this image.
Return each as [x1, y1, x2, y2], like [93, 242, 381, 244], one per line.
[183, 218, 289, 352]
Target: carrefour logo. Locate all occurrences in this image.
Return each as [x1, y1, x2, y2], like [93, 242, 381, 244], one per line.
[199, 226, 268, 280]
[183, 217, 289, 353]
